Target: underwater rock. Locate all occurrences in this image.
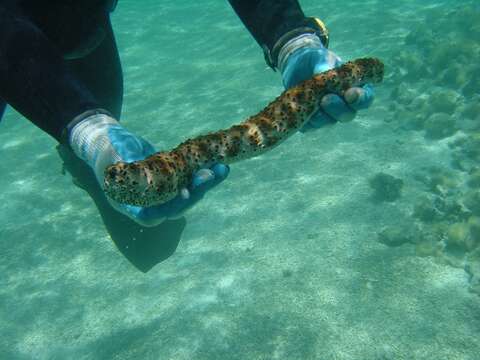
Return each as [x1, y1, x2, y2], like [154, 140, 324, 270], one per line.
[415, 166, 458, 193]
[430, 41, 477, 74]
[461, 100, 480, 120]
[426, 171, 458, 196]
[394, 108, 425, 131]
[390, 83, 416, 105]
[404, 55, 425, 81]
[427, 90, 459, 116]
[415, 232, 443, 258]
[463, 71, 480, 98]
[467, 169, 480, 189]
[462, 134, 480, 161]
[434, 197, 471, 223]
[446, 222, 471, 251]
[391, 50, 426, 82]
[467, 217, 480, 251]
[394, 3, 480, 296]
[408, 114, 427, 131]
[450, 154, 468, 172]
[404, 26, 435, 54]
[448, 136, 467, 149]
[429, 43, 456, 73]
[397, 97, 430, 130]
[413, 198, 442, 223]
[469, 276, 480, 295]
[369, 173, 404, 202]
[407, 114, 427, 131]
[424, 113, 457, 140]
[443, 216, 480, 257]
[439, 64, 468, 89]
[415, 223, 461, 260]
[377, 226, 413, 247]
[452, 5, 480, 38]
[406, 96, 428, 113]
[450, 135, 480, 172]
[463, 190, 480, 217]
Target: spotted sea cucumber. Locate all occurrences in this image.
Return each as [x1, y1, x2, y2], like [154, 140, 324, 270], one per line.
[104, 57, 384, 207]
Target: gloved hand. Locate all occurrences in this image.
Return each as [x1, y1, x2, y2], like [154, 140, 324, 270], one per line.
[69, 112, 229, 227]
[279, 33, 375, 131]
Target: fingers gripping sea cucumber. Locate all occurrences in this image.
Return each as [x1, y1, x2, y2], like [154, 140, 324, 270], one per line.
[104, 58, 384, 207]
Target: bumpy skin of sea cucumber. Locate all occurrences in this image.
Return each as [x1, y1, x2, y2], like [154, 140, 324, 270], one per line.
[104, 57, 384, 207]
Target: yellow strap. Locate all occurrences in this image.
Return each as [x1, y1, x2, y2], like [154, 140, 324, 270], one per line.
[310, 17, 329, 47]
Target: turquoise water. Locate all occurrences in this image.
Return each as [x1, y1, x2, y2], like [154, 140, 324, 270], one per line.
[1, 0, 480, 358]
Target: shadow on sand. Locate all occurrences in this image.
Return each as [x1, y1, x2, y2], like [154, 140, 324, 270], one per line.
[57, 144, 185, 273]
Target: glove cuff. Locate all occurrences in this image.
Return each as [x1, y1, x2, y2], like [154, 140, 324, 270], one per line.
[62, 108, 112, 144]
[68, 112, 122, 169]
[263, 17, 329, 71]
[277, 33, 325, 74]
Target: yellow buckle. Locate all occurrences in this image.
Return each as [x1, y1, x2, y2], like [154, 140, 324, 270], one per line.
[309, 17, 329, 48]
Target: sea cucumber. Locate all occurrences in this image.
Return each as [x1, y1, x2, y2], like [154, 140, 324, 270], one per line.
[104, 57, 384, 207]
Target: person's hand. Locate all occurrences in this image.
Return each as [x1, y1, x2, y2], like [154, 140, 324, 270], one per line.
[279, 34, 375, 131]
[107, 127, 230, 226]
[69, 113, 229, 227]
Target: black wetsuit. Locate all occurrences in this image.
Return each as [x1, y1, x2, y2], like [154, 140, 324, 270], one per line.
[0, 0, 313, 143]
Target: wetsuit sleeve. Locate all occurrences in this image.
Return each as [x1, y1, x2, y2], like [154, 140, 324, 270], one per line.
[0, 99, 6, 121]
[0, 5, 101, 142]
[227, 0, 310, 51]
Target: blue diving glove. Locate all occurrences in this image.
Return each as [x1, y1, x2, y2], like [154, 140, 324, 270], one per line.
[69, 112, 229, 227]
[279, 33, 375, 131]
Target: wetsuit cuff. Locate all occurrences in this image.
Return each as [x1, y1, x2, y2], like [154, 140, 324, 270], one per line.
[277, 33, 324, 74]
[264, 17, 329, 71]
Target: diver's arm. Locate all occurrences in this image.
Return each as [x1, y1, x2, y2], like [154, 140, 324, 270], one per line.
[228, 0, 375, 127]
[0, 99, 6, 121]
[0, 5, 101, 142]
[227, 0, 328, 70]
